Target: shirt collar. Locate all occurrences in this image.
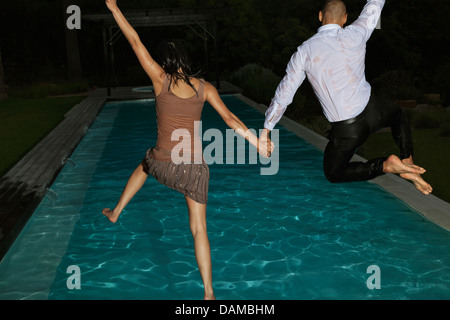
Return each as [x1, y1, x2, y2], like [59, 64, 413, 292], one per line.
[318, 24, 342, 33]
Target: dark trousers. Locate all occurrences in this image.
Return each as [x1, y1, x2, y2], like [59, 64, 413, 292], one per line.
[323, 96, 414, 183]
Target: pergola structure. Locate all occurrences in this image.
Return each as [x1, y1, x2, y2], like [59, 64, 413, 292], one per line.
[83, 8, 225, 96]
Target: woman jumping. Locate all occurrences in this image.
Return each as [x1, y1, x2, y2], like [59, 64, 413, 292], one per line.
[102, 0, 273, 300]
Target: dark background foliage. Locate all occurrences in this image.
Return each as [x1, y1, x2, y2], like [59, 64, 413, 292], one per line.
[0, 0, 449, 104]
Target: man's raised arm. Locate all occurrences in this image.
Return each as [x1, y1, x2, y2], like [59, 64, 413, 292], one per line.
[349, 0, 386, 41]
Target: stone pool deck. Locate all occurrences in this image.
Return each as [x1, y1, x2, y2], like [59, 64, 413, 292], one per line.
[0, 84, 449, 262]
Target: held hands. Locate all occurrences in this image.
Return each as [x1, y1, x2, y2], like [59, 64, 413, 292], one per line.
[258, 128, 274, 158]
[238, 129, 274, 158]
[236, 129, 275, 158]
[257, 138, 275, 158]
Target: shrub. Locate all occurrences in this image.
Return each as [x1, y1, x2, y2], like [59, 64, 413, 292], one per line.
[229, 64, 281, 106]
[412, 113, 440, 129]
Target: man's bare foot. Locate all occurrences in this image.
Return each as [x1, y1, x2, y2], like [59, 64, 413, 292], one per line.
[400, 156, 433, 195]
[102, 208, 120, 223]
[383, 155, 426, 175]
[400, 172, 433, 195]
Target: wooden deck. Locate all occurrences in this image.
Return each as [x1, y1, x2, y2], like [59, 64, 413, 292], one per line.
[0, 94, 107, 260]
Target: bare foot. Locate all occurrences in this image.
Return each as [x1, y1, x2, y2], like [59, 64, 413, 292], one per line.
[383, 155, 426, 175]
[204, 293, 216, 300]
[102, 208, 120, 223]
[400, 172, 433, 195]
[400, 156, 433, 195]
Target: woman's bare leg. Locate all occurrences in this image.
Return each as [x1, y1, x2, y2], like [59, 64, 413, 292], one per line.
[103, 163, 148, 223]
[185, 196, 215, 300]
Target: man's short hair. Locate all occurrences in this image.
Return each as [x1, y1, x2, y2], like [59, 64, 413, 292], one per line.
[322, 0, 347, 16]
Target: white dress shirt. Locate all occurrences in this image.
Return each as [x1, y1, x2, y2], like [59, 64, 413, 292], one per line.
[265, 0, 385, 131]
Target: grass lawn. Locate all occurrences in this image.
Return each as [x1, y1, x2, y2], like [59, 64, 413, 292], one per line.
[357, 128, 450, 203]
[0, 96, 87, 176]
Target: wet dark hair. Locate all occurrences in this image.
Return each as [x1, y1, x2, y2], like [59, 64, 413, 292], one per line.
[156, 39, 201, 94]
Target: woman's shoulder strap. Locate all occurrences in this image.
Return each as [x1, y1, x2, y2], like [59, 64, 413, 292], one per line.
[197, 78, 206, 101]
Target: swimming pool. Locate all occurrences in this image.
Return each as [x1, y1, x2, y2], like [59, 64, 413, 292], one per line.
[0, 96, 449, 300]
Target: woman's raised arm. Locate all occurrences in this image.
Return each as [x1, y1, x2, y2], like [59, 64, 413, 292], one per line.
[204, 82, 274, 157]
[106, 0, 164, 92]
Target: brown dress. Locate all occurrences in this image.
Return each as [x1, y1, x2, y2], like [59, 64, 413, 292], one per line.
[142, 76, 209, 204]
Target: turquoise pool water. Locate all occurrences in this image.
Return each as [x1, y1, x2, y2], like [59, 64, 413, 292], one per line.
[0, 96, 449, 300]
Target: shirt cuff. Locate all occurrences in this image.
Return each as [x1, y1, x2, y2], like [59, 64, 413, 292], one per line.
[264, 100, 284, 131]
[264, 120, 276, 131]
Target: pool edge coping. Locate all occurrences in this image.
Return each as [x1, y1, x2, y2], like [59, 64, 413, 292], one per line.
[234, 93, 450, 233]
[0, 93, 109, 262]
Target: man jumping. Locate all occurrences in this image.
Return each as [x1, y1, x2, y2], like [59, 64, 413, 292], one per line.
[261, 0, 432, 195]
